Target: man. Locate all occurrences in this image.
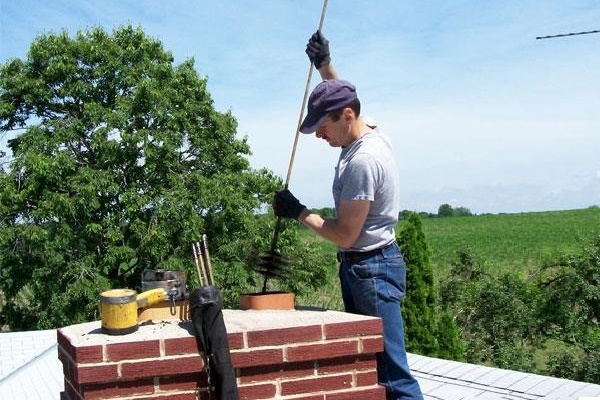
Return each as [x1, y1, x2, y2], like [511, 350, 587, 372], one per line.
[272, 31, 424, 400]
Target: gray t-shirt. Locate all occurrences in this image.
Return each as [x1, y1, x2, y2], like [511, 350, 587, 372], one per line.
[333, 131, 400, 252]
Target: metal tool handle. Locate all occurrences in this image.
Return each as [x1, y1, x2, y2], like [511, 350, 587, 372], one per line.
[284, 0, 328, 188]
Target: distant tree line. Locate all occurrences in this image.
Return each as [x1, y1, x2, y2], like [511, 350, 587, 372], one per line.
[398, 203, 473, 220]
[315, 204, 475, 221]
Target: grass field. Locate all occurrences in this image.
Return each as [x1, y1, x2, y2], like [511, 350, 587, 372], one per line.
[296, 206, 600, 310]
[409, 206, 600, 276]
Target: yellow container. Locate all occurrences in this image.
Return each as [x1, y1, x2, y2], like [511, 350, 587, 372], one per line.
[99, 289, 139, 335]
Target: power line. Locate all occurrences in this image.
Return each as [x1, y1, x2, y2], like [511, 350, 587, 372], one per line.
[536, 29, 600, 40]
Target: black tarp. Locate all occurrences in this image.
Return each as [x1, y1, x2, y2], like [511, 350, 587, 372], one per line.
[189, 286, 240, 400]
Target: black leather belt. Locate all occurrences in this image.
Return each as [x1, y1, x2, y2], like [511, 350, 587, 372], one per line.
[337, 241, 397, 262]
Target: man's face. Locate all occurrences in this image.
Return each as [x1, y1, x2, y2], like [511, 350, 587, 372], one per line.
[314, 113, 348, 147]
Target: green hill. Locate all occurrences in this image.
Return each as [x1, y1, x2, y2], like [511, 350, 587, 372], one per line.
[405, 206, 600, 276]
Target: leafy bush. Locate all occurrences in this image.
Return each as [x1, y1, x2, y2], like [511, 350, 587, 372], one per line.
[442, 237, 600, 384]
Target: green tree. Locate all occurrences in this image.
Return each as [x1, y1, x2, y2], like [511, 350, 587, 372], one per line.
[453, 206, 472, 217]
[437, 203, 453, 218]
[439, 248, 484, 360]
[545, 346, 580, 381]
[441, 248, 542, 370]
[468, 272, 539, 371]
[312, 207, 335, 219]
[537, 236, 600, 383]
[537, 235, 600, 343]
[398, 210, 412, 220]
[437, 204, 471, 217]
[398, 212, 440, 356]
[0, 26, 326, 331]
[436, 310, 464, 360]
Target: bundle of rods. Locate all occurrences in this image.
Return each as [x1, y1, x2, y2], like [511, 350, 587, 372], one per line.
[192, 234, 215, 287]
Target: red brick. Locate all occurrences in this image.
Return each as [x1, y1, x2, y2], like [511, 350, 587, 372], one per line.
[164, 336, 198, 356]
[238, 361, 314, 384]
[286, 340, 359, 362]
[106, 340, 160, 361]
[58, 330, 104, 364]
[356, 370, 379, 387]
[325, 385, 386, 400]
[158, 372, 207, 392]
[121, 355, 204, 379]
[238, 382, 277, 399]
[75, 363, 119, 384]
[281, 373, 353, 396]
[227, 332, 244, 350]
[164, 332, 241, 354]
[325, 319, 382, 340]
[317, 355, 377, 375]
[79, 378, 155, 399]
[230, 348, 284, 368]
[361, 336, 384, 353]
[247, 325, 322, 347]
[74, 345, 104, 364]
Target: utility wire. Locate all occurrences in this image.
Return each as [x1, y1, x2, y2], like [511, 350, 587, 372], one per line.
[536, 29, 600, 40]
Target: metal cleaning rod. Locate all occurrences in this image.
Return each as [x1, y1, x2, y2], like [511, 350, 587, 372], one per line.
[269, 0, 329, 256]
[284, 0, 328, 187]
[192, 241, 208, 286]
[201, 234, 215, 286]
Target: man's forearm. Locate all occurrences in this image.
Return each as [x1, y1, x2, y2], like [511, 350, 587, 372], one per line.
[298, 210, 349, 247]
[317, 63, 338, 80]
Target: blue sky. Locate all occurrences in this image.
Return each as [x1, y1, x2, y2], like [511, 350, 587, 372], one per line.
[1, 0, 599, 214]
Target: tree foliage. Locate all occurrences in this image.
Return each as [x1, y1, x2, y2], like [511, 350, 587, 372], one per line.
[437, 203, 472, 217]
[441, 237, 600, 384]
[440, 248, 542, 370]
[0, 26, 326, 331]
[537, 235, 600, 381]
[537, 235, 600, 342]
[437, 204, 454, 218]
[398, 212, 462, 359]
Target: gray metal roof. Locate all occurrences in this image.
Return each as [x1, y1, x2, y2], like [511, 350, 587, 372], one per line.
[409, 353, 600, 400]
[0, 330, 62, 400]
[1, 329, 600, 400]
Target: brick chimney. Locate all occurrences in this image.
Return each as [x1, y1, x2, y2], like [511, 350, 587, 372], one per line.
[57, 309, 386, 399]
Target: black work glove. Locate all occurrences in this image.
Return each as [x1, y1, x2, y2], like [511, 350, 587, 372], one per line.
[273, 189, 306, 219]
[306, 30, 331, 69]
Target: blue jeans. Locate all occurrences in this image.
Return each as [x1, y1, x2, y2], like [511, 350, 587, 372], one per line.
[338, 242, 424, 400]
